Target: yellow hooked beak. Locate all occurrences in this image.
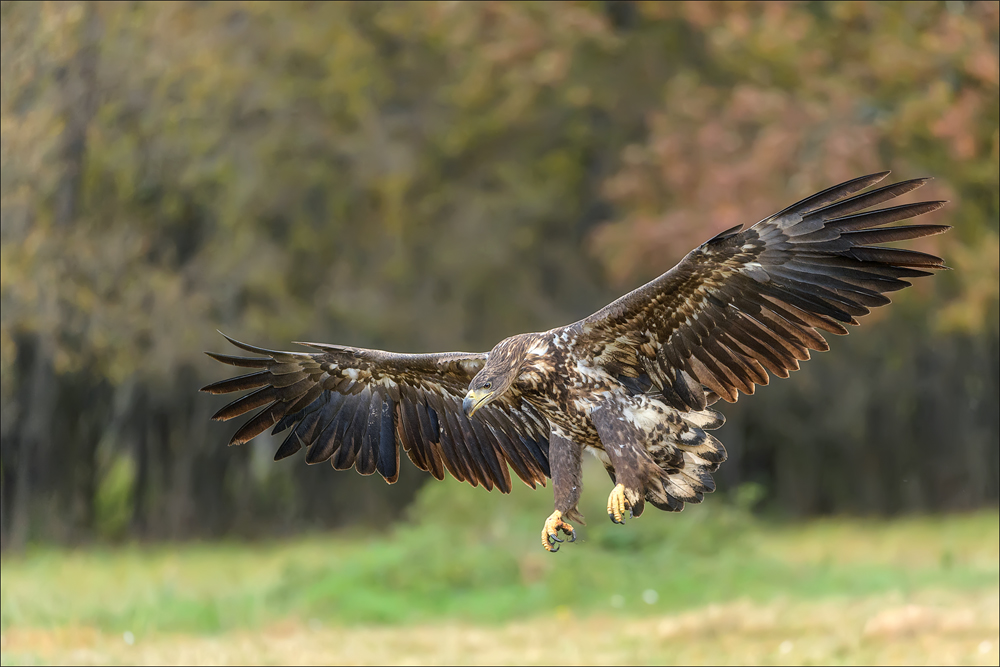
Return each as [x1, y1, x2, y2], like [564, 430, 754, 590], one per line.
[463, 388, 493, 418]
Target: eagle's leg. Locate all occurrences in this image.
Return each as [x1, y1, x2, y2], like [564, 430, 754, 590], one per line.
[541, 431, 584, 552]
[592, 404, 658, 524]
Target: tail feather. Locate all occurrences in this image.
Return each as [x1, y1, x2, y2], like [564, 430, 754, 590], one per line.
[645, 404, 728, 509]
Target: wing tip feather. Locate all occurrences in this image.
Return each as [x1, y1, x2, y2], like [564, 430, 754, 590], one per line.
[294, 341, 335, 351]
[849, 170, 892, 191]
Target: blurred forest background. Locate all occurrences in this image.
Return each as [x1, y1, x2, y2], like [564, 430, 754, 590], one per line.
[1, 0, 997, 551]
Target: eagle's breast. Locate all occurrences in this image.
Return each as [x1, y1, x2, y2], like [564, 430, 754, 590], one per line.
[513, 328, 634, 450]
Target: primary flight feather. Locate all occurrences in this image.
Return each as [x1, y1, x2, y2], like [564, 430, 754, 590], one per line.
[202, 172, 948, 551]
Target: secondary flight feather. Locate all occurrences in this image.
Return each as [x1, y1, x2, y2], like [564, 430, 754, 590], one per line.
[202, 172, 948, 551]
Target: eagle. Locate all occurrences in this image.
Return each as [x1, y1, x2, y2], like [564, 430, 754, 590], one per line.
[202, 172, 948, 552]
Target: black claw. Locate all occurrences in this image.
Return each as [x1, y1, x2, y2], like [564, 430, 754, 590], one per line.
[548, 539, 560, 553]
[567, 530, 577, 543]
[549, 533, 563, 543]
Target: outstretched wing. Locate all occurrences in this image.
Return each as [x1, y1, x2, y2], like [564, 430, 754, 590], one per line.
[200, 335, 550, 492]
[581, 172, 949, 410]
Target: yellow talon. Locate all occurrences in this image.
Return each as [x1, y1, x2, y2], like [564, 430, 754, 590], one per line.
[607, 483, 630, 524]
[541, 510, 576, 552]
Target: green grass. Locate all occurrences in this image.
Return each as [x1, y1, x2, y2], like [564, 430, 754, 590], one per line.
[2, 461, 998, 637]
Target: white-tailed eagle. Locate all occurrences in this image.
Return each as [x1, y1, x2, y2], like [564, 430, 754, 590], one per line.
[202, 172, 948, 551]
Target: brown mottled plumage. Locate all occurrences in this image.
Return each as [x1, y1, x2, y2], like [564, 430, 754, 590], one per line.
[202, 172, 949, 551]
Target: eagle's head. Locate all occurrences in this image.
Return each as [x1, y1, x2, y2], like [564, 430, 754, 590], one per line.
[463, 333, 540, 417]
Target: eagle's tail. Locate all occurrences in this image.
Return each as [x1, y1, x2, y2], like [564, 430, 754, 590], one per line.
[645, 407, 728, 512]
[592, 397, 728, 515]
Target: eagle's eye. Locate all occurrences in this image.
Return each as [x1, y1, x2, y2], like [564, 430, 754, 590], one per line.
[483, 381, 492, 390]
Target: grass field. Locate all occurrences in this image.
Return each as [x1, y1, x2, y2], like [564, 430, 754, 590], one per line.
[2, 465, 998, 665]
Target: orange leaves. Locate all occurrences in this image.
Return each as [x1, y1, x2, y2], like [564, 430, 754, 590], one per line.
[587, 1, 995, 327]
[932, 89, 989, 162]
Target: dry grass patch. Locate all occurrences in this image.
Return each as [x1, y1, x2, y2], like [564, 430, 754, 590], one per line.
[3, 587, 997, 666]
